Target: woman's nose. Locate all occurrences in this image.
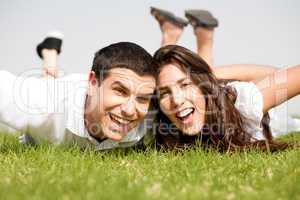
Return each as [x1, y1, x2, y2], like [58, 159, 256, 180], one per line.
[171, 88, 184, 108]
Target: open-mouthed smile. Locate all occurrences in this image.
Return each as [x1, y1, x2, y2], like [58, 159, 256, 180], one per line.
[109, 113, 135, 134]
[175, 108, 195, 125]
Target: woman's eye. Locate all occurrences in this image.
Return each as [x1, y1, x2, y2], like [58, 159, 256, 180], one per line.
[137, 96, 150, 104]
[160, 91, 169, 98]
[181, 82, 191, 88]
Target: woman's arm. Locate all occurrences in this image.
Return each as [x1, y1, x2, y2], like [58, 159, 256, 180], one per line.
[212, 64, 278, 82]
[254, 65, 300, 113]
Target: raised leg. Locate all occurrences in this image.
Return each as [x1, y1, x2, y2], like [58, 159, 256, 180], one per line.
[41, 49, 59, 78]
[194, 27, 215, 66]
[36, 31, 63, 78]
[160, 20, 184, 46]
[150, 7, 186, 47]
[185, 9, 218, 67]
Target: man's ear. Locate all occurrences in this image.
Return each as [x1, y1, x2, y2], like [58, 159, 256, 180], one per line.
[88, 71, 98, 86]
[87, 71, 99, 96]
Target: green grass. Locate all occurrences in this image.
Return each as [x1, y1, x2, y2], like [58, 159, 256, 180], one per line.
[0, 133, 299, 200]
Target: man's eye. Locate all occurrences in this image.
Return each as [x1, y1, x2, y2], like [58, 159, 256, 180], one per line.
[114, 88, 127, 96]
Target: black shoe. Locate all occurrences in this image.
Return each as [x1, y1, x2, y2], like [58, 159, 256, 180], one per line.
[185, 9, 218, 28]
[36, 31, 64, 59]
[150, 7, 188, 28]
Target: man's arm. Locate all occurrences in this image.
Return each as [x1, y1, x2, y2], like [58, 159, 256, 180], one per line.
[212, 64, 278, 82]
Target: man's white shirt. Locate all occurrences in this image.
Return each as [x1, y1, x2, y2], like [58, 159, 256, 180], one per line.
[0, 70, 154, 150]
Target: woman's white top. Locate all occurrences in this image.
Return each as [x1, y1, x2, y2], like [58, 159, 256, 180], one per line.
[228, 81, 265, 140]
[228, 81, 300, 140]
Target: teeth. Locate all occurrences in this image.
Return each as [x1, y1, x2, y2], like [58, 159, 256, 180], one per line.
[177, 108, 194, 118]
[110, 114, 131, 125]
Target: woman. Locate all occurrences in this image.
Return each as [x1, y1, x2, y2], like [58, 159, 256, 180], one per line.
[153, 44, 300, 151]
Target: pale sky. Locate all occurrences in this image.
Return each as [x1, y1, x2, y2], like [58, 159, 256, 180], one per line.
[1, 0, 300, 114]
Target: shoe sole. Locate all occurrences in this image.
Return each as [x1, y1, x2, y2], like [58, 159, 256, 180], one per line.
[151, 7, 188, 28]
[185, 9, 218, 28]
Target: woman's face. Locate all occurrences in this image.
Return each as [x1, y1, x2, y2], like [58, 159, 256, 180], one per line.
[158, 63, 206, 135]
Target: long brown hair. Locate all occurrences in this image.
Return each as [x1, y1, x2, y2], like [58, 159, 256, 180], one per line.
[153, 45, 290, 152]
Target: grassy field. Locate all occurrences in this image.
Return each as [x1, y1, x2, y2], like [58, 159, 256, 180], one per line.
[0, 133, 299, 200]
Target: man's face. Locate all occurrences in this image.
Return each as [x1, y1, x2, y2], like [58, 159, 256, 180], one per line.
[85, 68, 156, 141]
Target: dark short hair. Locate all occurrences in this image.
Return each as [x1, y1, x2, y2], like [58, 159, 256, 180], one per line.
[91, 42, 157, 82]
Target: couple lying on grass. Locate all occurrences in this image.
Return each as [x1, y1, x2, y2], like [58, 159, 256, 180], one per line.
[0, 8, 299, 152]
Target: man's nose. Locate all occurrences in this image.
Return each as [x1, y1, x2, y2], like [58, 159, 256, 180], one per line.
[120, 97, 136, 118]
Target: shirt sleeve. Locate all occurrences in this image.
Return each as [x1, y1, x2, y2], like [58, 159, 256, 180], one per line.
[227, 81, 265, 139]
[0, 70, 52, 132]
[228, 81, 264, 122]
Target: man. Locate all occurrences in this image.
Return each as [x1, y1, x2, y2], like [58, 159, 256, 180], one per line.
[0, 34, 157, 150]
